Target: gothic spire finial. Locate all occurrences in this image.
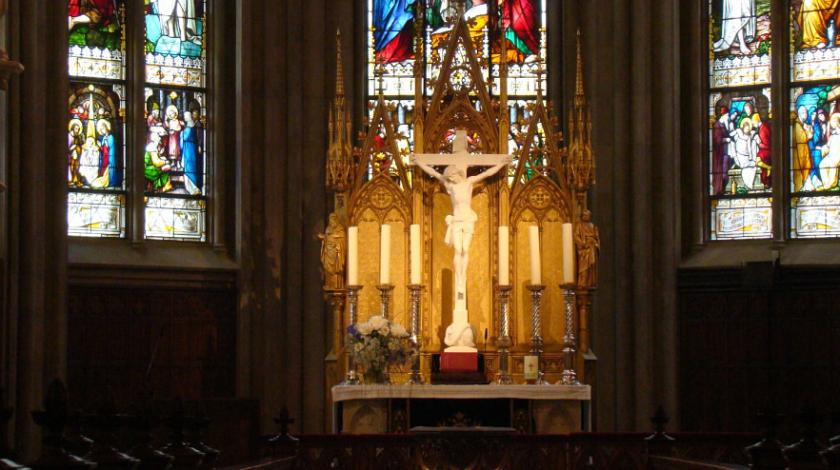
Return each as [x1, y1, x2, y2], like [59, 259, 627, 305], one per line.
[335, 29, 345, 98]
[535, 56, 545, 99]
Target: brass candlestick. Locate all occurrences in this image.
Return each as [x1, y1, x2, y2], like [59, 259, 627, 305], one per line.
[527, 284, 548, 385]
[559, 286, 581, 385]
[494, 285, 513, 385]
[377, 284, 395, 319]
[342, 285, 362, 385]
[407, 284, 424, 384]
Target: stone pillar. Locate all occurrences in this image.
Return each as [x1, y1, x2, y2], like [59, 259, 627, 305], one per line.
[2, 0, 68, 460]
[575, 0, 680, 431]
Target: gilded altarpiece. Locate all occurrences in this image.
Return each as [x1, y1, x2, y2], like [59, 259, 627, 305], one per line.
[322, 16, 597, 391]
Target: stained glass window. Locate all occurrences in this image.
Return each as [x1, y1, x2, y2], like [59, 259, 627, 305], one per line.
[68, 1, 127, 238]
[704, 0, 840, 241]
[145, 0, 206, 87]
[708, 0, 773, 240]
[144, 0, 207, 241]
[69, 0, 125, 80]
[67, 0, 210, 242]
[367, 0, 547, 156]
[788, 3, 840, 238]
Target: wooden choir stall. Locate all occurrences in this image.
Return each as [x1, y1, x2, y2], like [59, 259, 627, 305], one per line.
[320, 10, 598, 435]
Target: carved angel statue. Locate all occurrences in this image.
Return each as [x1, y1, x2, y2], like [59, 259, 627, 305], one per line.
[319, 213, 346, 289]
[575, 210, 600, 289]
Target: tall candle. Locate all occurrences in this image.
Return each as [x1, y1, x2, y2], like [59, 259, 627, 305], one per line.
[562, 223, 575, 286]
[410, 224, 421, 285]
[347, 226, 358, 285]
[379, 224, 391, 284]
[498, 226, 510, 286]
[528, 225, 541, 285]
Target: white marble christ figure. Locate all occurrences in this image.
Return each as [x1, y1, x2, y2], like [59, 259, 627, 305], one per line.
[412, 130, 511, 351]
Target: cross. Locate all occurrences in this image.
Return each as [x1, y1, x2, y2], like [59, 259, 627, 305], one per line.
[274, 406, 295, 435]
[412, 130, 511, 172]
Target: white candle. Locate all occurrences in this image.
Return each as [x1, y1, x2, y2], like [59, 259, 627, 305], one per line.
[528, 225, 541, 285]
[410, 224, 421, 285]
[498, 226, 510, 286]
[347, 226, 358, 285]
[379, 224, 391, 285]
[562, 223, 575, 286]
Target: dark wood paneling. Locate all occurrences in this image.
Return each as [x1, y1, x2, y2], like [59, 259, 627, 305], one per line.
[679, 265, 840, 436]
[67, 268, 237, 404]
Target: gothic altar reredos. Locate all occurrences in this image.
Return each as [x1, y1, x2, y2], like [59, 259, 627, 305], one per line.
[322, 11, 597, 388]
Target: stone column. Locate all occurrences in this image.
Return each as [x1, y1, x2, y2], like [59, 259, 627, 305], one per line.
[2, 0, 68, 460]
[575, 0, 680, 431]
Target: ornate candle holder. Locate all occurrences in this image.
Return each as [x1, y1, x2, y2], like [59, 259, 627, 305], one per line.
[377, 284, 395, 319]
[527, 284, 548, 385]
[341, 285, 362, 385]
[407, 284, 424, 384]
[559, 285, 580, 385]
[494, 285, 514, 385]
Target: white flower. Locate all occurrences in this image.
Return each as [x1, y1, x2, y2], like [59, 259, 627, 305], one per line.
[356, 321, 373, 335]
[378, 325, 390, 336]
[391, 323, 408, 338]
[369, 315, 387, 331]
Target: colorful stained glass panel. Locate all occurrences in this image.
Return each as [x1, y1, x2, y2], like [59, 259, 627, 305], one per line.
[68, 83, 126, 191]
[369, 0, 417, 96]
[709, 0, 771, 88]
[68, 0, 125, 80]
[145, 196, 206, 241]
[791, 195, 840, 236]
[145, 0, 206, 87]
[708, 88, 773, 197]
[791, 1, 840, 82]
[68, 191, 126, 238]
[711, 197, 773, 239]
[425, 0, 491, 95]
[143, 87, 206, 196]
[491, 0, 546, 97]
[789, 84, 840, 193]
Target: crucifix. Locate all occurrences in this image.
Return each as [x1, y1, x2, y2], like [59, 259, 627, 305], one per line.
[411, 130, 511, 351]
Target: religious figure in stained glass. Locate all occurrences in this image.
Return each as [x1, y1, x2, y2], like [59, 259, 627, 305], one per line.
[144, 88, 205, 195]
[790, 1, 840, 82]
[710, 91, 772, 196]
[791, 85, 840, 192]
[374, 0, 417, 63]
[182, 111, 202, 194]
[68, 0, 124, 80]
[429, 0, 489, 51]
[146, 0, 203, 57]
[495, 0, 540, 64]
[709, 0, 770, 88]
[797, 0, 840, 48]
[145, 127, 172, 192]
[68, 84, 123, 190]
[69, 0, 119, 47]
[713, 0, 756, 54]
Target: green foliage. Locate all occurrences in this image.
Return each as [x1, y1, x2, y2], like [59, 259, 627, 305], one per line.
[69, 25, 120, 50]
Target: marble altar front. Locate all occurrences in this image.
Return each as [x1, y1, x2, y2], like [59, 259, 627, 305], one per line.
[332, 384, 591, 435]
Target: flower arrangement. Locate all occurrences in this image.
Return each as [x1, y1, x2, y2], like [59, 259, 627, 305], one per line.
[347, 315, 416, 384]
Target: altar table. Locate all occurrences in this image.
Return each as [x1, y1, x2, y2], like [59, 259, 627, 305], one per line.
[331, 384, 591, 434]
